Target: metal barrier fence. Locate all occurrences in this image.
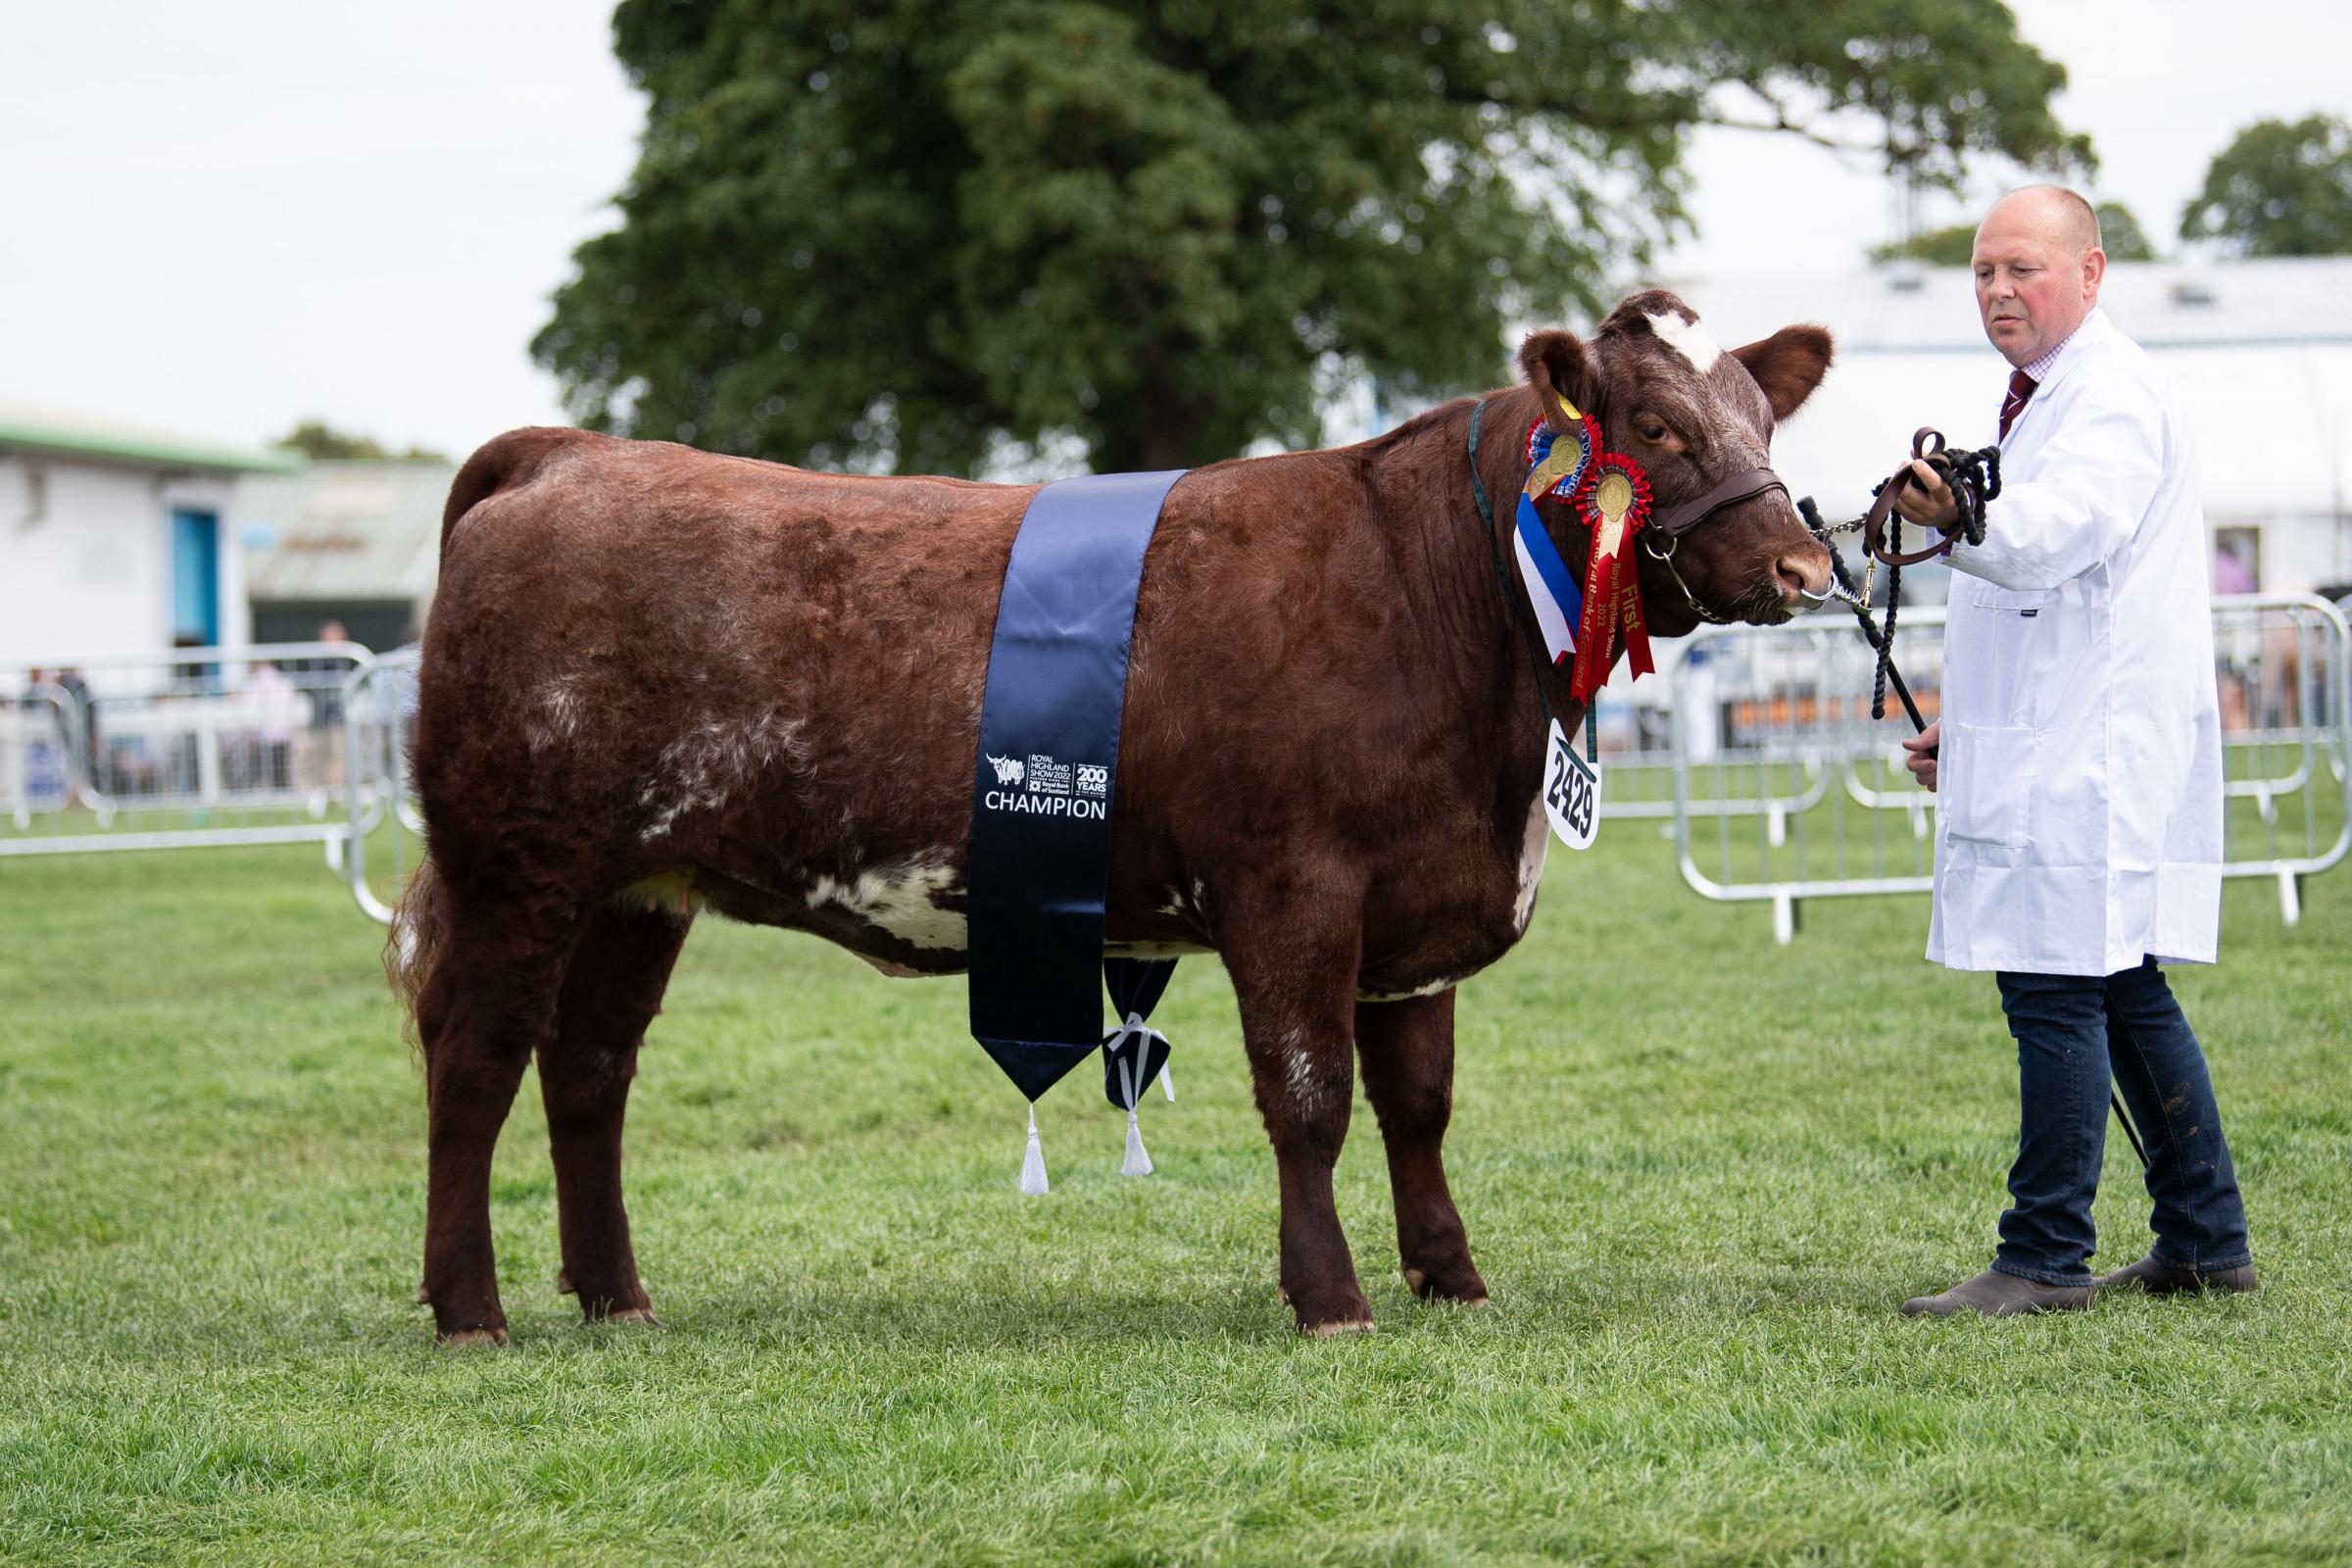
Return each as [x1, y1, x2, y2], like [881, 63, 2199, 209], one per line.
[0, 643, 383, 858]
[341, 647, 423, 923]
[1594, 675, 1830, 845]
[1667, 594, 2352, 942]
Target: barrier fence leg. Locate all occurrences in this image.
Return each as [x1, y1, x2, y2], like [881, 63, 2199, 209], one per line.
[1773, 892, 1798, 947]
[2278, 870, 2301, 927]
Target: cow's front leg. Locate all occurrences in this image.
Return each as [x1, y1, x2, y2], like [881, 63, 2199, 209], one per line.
[1221, 875, 1373, 1336]
[1356, 988, 1487, 1305]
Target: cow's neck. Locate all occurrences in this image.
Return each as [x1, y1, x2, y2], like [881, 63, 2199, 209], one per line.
[1367, 389, 1585, 817]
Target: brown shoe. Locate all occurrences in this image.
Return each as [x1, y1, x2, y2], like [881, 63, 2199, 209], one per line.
[1900, 1267, 2095, 1317]
[2097, 1253, 2258, 1296]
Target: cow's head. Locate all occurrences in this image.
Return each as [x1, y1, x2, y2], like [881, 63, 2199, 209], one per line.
[1518, 290, 1835, 633]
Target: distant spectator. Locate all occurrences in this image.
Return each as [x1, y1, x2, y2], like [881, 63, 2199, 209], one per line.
[242, 662, 300, 791]
[2211, 542, 2256, 596]
[311, 620, 351, 787]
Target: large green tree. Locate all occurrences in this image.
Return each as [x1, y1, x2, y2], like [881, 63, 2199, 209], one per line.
[2180, 114, 2352, 257]
[537, 1, 2086, 474]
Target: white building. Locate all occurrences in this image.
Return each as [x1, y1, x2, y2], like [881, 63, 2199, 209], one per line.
[235, 458, 458, 652]
[1680, 258, 2352, 599]
[0, 405, 298, 666]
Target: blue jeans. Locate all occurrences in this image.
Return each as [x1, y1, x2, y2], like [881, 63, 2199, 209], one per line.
[1990, 958, 2252, 1286]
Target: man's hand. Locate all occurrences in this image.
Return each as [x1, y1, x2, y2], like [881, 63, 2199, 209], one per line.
[1902, 721, 1939, 792]
[1892, 458, 1962, 531]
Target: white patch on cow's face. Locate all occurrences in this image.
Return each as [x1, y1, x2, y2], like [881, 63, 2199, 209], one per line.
[1512, 789, 1548, 933]
[639, 710, 809, 840]
[1647, 311, 1721, 374]
[807, 854, 966, 951]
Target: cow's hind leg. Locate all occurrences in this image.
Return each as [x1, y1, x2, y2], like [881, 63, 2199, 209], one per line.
[1222, 877, 1374, 1336]
[1356, 989, 1487, 1305]
[541, 901, 690, 1325]
[414, 882, 575, 1345]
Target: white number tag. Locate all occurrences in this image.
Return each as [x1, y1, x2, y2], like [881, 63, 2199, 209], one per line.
[1543, 717, 1599, 850]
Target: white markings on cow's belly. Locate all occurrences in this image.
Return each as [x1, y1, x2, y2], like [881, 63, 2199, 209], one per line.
[806, 854, 966, 951]
[1104, 940, 1212, 959]
[1513, 788, 1549, 934]
[1357, 975, 1467, 1004]
[616, 870, 703, 919]
[1647, 311, 1722, 373]
[639, 710, 810, 841]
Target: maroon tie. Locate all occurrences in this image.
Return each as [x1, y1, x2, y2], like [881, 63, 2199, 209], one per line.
[1998, 368, 2037, 440]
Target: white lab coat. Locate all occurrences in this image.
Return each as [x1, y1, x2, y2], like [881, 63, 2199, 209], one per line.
[1927, 308, 2223, 975]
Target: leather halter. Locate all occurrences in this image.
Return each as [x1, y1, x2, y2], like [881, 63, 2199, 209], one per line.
[1636, 459, 1790, 625]
[1650, 466, 1788, 539]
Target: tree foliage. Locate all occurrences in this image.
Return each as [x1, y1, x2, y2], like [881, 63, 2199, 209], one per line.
[1869, 199, 2152, 267]
[2180, 115, 2352, 257]
[538, 0, 2087, 474]
[277, 419, 447, 463]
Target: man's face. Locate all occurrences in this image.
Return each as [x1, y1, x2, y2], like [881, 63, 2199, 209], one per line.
[1972, 198, 2103, 368]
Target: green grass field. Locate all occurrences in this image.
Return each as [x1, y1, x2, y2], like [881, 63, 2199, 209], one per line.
[3, 828, 2349, 1565]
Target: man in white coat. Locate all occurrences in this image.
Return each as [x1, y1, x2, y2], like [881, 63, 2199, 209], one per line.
[1889, 186, 2253, 1316]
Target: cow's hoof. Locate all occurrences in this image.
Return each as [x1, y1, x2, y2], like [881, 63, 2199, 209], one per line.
[556, 1268, 573, 1296]
[1402, 1262, 1490, 1306]
[440, 1326, 511, 1349]
[1302, 1316, 1377, 1339]
[597, 1305, 660, 1327]
[1286, 1281, 1374, 1337]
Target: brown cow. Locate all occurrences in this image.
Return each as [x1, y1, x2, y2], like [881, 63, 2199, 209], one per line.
[394, 289, 1835, 1343]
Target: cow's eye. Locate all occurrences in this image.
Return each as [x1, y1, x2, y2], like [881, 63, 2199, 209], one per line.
[1638, 421, 1669, 443]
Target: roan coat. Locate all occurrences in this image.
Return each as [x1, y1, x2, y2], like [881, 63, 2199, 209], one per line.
[395, 290, 1837, 1343]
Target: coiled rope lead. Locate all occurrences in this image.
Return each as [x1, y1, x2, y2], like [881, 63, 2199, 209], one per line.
[1839, 430, 2003, 720]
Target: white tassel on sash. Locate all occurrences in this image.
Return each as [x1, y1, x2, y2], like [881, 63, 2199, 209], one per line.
[1018, 1103, 1050, 1196]
[1115, 1055, 1153, 1177]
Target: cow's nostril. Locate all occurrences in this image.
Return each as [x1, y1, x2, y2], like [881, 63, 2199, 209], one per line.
[1776, 551, 1832, 601]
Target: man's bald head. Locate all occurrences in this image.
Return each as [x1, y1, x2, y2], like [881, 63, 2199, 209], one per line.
[1986, 185, 2102, 259]
[1972, 185, 2107, 368]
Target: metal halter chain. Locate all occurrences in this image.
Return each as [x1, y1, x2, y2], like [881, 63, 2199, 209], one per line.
[1642, 532, 1734, 625]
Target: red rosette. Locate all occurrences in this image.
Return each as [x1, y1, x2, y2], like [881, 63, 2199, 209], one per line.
[1569, 448, 1653, 535]
[1566, 445, 1656, 700]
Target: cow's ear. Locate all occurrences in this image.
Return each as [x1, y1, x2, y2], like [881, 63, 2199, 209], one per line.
[1518, 329, 1598, 431]
[1733, 325, 1835, 421]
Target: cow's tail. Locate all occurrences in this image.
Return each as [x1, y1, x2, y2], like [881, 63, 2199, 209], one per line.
[385, 855, 450, 1064]
[440, 426, 581, 561]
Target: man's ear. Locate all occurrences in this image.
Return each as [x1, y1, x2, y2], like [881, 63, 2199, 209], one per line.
[1733, 325, 1836, 421]
[1518, 329, 1597, 430]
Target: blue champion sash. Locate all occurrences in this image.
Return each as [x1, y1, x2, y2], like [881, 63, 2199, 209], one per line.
[968, 469, 1187, 1103]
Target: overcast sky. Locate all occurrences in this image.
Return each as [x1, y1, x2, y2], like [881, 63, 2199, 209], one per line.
[1, 1, 2344, 461]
